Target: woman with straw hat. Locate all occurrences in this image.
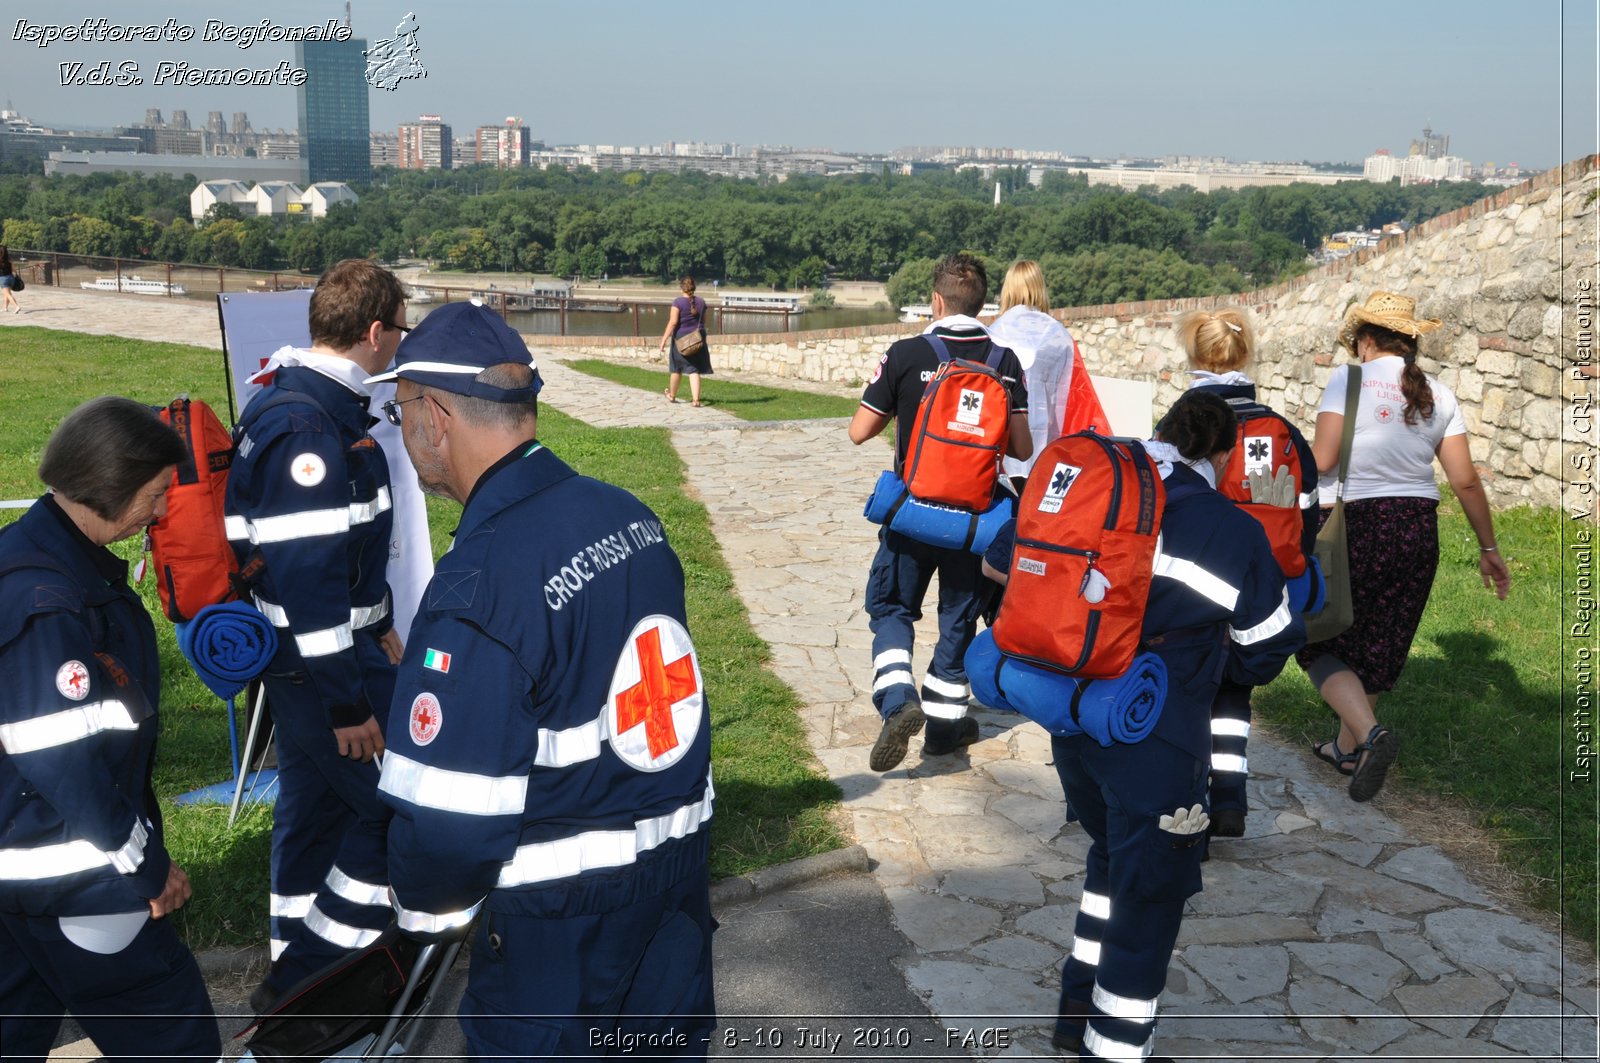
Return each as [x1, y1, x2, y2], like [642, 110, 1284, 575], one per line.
[1299, 292, 1511, 802]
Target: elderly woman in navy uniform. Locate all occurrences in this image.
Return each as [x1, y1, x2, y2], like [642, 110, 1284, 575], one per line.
[984, 391, 1302, 1063]
[0, 398, 220, 1062]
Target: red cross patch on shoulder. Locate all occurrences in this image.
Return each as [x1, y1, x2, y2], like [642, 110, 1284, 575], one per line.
[606, 616, 704, 772]
[409, 692, 442, 746]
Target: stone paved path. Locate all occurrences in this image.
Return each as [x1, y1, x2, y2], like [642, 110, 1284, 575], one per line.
[17, 287, 1598, 1061]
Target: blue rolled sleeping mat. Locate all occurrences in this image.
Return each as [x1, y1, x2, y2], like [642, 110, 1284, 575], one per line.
[176, 601, 279, 701]
[965, 629, 1167, 746]
[1288, 555, 1325, 616]
[863, 470, 1014, 555]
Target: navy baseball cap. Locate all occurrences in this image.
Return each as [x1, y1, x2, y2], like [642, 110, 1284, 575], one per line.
[366, 300, 543, 402]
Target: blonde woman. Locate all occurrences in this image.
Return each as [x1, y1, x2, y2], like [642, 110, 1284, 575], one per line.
[1176, 307, 1317, 837]
[657, 275, 713, 406]
[986, 261, 1106, 490]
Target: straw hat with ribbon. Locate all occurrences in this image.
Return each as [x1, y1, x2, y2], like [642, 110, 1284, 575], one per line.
[1338, 291, 1442, 351]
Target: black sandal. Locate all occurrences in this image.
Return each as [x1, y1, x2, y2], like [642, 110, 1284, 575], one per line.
[1347, 725, 1399, 803]
[1311, 736, 1358, 776]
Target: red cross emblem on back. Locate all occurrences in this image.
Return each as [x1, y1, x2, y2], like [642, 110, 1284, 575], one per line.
[608, 616, 704, 771]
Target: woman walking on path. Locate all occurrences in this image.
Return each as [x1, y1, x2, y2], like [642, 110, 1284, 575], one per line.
[659, 275, 714, 406]
[1300, 292, 1512, 803]
[1176, 307, 1316, 838]
[986, 260, 1107, 492]
[0, 247, 20, 314]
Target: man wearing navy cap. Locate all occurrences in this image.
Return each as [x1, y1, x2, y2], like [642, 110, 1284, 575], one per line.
[371, 302, 716, 1057]
[225, 259, 408, 1008]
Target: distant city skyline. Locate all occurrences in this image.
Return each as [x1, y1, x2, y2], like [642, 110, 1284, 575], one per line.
[7, 0, 1596, 169]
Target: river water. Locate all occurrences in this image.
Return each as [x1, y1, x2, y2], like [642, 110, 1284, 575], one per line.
[414, 302, 902, 337]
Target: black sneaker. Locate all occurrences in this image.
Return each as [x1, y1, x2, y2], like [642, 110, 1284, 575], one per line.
[1209, 807, 1246, 837]
[869, 705, 926, 772]
[922, 716, 980, 756]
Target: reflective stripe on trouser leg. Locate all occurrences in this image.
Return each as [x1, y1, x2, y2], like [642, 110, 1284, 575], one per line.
[1208, 682, 1253, 811]
[921, 673, 968, 721]
[872, 649, 917, 716]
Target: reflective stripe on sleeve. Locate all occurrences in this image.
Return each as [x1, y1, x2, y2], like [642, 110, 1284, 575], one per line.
[1092, 983, 1159, 1023]
[497, 775, 714, 889]
[534, 717, 603, 769]
[1211, 753, 1248, 774]
[256, 596, 390, 632]
[270, 938, 288, 960]
[393, 896, 482, 937]
[224, 514, 249, 542]
[1152, 549, 1240, 611]
[1210, 719, 1251, 738]
[295, 623, 354, 659]
[1299, 491, 1318, 509]
[235, 507, 352, 545]
[0, 700, 137, 754]
[304, 902, 383, 950]
[325, 866, 390, 908]
[1080, 890, 1112, 920]
[1230, 589, 1293, 645]
[379, 751, 529, 816]
[104, 818, 149, 875]
[348, 486, 392, 526]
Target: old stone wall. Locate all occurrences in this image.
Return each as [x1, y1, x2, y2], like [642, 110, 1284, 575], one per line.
[530, 156, 1598, 508]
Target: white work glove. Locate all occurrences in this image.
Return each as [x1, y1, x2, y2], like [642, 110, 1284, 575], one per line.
[1247, 466, 1297, 508]
[1158, 803, 1210, 835]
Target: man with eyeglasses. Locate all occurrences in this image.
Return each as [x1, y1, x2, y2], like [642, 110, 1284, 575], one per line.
[224, 258, 409, 1011]
[368, 302, 716, 1056]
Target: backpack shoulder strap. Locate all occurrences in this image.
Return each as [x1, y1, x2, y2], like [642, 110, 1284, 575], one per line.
[236, 385, 333, 442]
[924, 333, 952, 364]
[983, 341, 1008, 372]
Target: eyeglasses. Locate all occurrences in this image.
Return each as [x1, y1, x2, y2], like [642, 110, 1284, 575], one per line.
[381, 395, 426, 426]
[388, 320, 412, 333]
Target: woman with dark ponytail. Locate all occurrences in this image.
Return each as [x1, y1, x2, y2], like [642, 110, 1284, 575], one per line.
[1301, 292, 1512, 804]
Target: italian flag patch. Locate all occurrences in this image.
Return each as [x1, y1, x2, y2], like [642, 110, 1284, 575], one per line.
[423, 648, 452, 674]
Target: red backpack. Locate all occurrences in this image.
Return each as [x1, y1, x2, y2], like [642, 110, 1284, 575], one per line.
[1217, 406, 1308, 577]
[900, 335, 1011, 511]
[150, 396, 241, 622]
[991, 434, 1165, 679]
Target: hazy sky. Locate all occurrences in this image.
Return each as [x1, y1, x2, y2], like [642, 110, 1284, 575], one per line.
[7, 0, 1597, 167]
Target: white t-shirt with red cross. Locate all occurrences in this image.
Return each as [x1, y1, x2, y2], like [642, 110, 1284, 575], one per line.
[1316, 355, 1467, 503]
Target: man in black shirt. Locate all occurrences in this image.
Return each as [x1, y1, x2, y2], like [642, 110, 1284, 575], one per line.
[848, 253, 1031, 771]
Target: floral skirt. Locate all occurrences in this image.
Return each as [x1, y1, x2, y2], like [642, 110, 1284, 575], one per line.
[1297, 496, 1439, 693]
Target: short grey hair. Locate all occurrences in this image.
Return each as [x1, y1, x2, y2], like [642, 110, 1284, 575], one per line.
[426, 364, 537, 431]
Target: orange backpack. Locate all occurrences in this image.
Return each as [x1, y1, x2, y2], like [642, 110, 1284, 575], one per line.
[1217, 406, 1307, 577]
[150, 396, 241, 622]
[900, 336, 1011, 511]
[991, 434, 1165, 679]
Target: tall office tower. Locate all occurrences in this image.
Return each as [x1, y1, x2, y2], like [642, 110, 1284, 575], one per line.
[295, 37, 372, 184]
[232, 112, 253, 135]
[171, 110, 191, 130]
[145, 109, 164, 127]
[207, 111, 227, 136]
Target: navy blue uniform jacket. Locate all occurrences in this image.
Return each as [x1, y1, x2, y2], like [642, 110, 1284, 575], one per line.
[379, 444, 714, 934]
[0, 498, 171, 916]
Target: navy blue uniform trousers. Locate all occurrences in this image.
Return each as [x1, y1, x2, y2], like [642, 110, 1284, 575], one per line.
[865, 528, 982, 737]
[0, 910, 218, 1062]
[263, 636, 396, 993]
[1051, 734, 1207, 1063]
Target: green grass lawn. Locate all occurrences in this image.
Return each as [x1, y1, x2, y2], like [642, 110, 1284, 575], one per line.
[0, 326, 844, 949]
[564, 358, 861, 421]
[1252, 499, 1591, 945]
